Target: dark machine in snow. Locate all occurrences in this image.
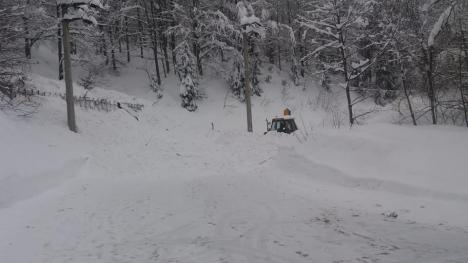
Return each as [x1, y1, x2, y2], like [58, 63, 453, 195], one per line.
[265, 109, 298, 134]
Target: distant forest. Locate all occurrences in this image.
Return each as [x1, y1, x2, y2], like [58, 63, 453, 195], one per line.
[1, 0, 468, 126]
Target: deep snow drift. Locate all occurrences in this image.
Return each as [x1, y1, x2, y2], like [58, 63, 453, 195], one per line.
[1, 50, 468, 263]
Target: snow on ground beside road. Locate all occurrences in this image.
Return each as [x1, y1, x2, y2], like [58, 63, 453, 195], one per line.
[0, 108, 89, 209]
[1, 49, 468, 262]
[2, 93, 468, 262]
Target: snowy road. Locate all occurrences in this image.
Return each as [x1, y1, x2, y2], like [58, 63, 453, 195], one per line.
[1, 105, 468, 263]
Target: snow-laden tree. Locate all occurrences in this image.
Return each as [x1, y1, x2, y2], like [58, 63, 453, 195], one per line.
[385, 1, 423, 126]
[423, 0, 468, 126]
[205, 1, 247, 100]
[228, 57, 245, 99]
[96, 0, 138, 71]
[168, 0, 204, 76]
[0, 1, 28, 99]
[215, 0, 265, 102]
[389, 0, 463, 125]
[2, 0, 467, 126]
[21, 0, 56, 59]
[196, 7, 245, 99]
[167, 1, 208, 111]
[188, 0, 263, 101]
[264, 16, 300, 85]
[175, 41, 199, 111]
[420, 1, 456, 124]
[298, 0, 393, 125]
[238, 0, 265, 92]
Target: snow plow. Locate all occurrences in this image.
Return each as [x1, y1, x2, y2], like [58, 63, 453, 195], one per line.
[265, 108, 298, 134]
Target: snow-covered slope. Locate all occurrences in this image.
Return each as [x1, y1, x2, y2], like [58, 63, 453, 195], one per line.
[1, 47, 468, 263]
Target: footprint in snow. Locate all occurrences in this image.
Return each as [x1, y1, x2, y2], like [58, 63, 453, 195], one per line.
[295, 251, 309, 257]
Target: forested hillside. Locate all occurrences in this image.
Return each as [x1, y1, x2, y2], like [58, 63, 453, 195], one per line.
[1, 0, 468, 127]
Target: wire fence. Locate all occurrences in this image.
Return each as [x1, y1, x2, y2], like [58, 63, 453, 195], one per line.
[15, 88, 144, 112]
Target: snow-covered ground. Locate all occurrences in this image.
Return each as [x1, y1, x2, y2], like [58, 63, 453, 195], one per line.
[1, 49, 468, 263]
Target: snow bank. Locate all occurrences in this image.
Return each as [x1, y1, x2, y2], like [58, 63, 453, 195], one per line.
[0, 104, 89, 209]
[294, 124, 468, 198]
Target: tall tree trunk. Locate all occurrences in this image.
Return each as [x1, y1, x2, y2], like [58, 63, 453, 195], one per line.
[125, 16, 131, 62]
[171, 33, 177, 72]
[155, 1, 167, 78]
[220, 49, 225, 62]
[193, 40, 203, 76]
[118, 24, 122, 53]
[109, 27, 117, 70]
[57, 5, 64, 80]
[101, 25, 109, 65]
[336, 11, 354, 126]
[71, 39, 77, 55]
[425, 46, 437, 124]
[169, 0, 176, 71]
[401, 68, 417, 126]
[459, 20, 468, 127]
[23, 13, 31, 58]
[137, 8, 144, 58]
[460, 20, 468, 72]
[243, 33, 253, 133]
[191, 0, 203, 76]
[170, 19, 177, 71]
[163, 35, 170, 74]
[152, 44, 161, 85]
[458, 50, 468, 127]
[276, 2, 281, 70]
[297, 27, 306, 77]
[159, 0, 171, 73]
[160, 44, 167, 77]
[145, 0, 161, 85]
[160, 33, 170, 75]
[62, 19, 77, 133]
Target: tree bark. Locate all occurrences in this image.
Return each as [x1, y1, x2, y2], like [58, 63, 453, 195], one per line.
[159, 0, 171, 73]
[137, 8, 144, 58]
[402, 69, 417, 126]
[336, 15, 354, 126]
[57, 5, 64, 80]
[297, 26, 305, 77]
[109, 26, 117, 70]
[125, 16, 131, 63]
[23, 0, 31, 59]
[459, 20, 468, 127]
[191, 0, 203, 76]
[101, 25, 109, 65]
[62, 20, 77, 133]
[170, 19, 177, 71]
[23, 23, 31, 58]
[460, 20, 468, 73]
[169, 0, 176, 70]
[160, 44, 167, 77]
[458, 51, 468, 127]
[243, 32, 253, 133]
[145, 0, 161, 85]
[276, 2, 281, 70]
[161, 33, 170, 74]
[118, 24, 122, 53]
[425, 46, 437, 124]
